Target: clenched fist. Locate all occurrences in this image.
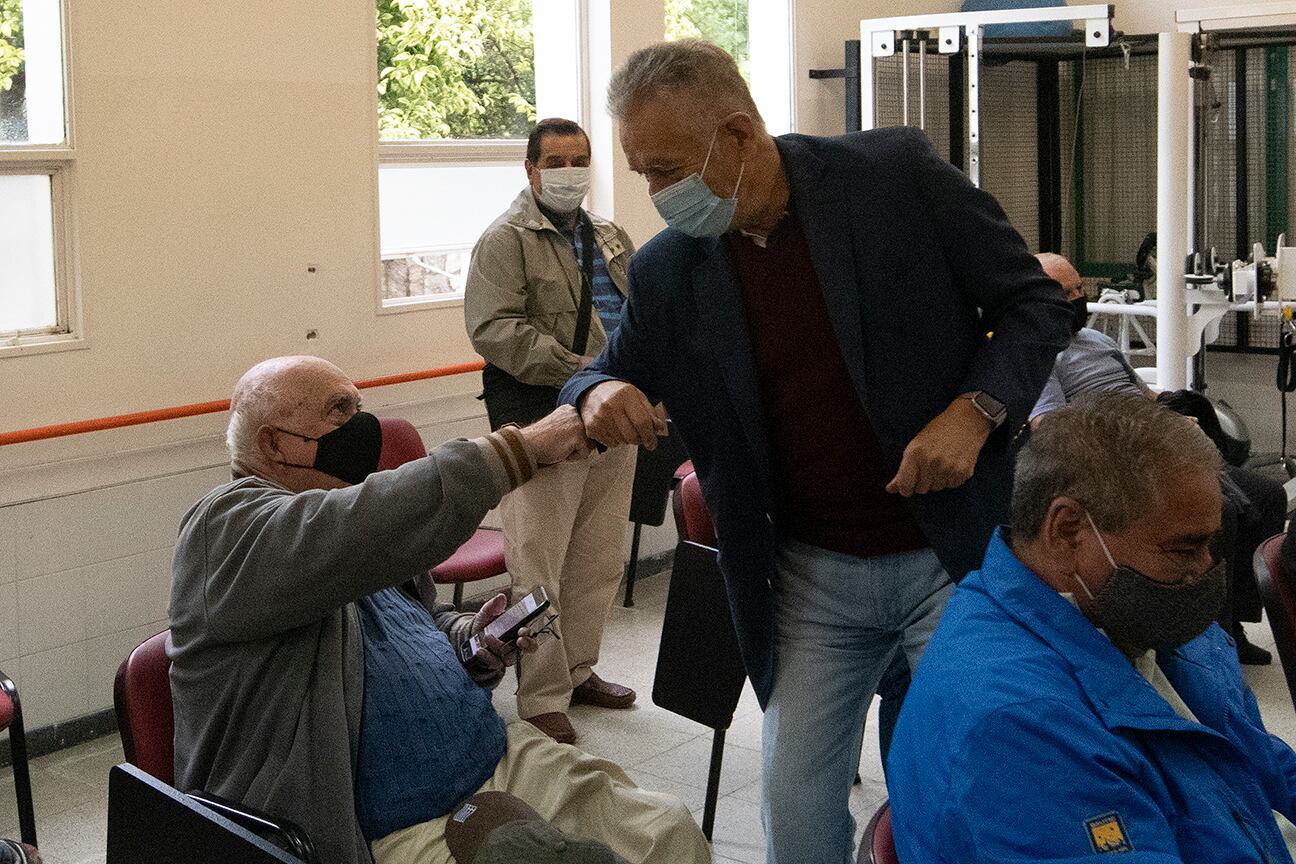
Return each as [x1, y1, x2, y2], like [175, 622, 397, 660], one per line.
[578, 381, 668, 449]
[885, 395, 994, 497]
[517, 405, 590, 465]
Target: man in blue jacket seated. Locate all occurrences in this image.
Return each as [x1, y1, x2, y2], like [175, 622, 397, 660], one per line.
[889, 393, 1296, 863]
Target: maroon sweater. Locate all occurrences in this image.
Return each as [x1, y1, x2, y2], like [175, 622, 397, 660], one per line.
[726, 216, 928, 559]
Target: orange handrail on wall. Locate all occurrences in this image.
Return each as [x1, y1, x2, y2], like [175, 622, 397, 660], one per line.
[0, 360, 486, 447]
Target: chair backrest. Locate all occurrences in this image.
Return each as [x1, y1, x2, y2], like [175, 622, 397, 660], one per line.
[653, 541, 746, 730]
[1255, 533, 1296, 713]
[628, 420, 690, 526]
[114, 630, 176, 786]
[377, 417, 427, 471]
[859, 800, 897, 864]
[0, 676, 13, 730]
[673, 471, 717, 547]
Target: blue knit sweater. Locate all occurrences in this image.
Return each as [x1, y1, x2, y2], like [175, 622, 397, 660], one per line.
[353, 587, 507, 840]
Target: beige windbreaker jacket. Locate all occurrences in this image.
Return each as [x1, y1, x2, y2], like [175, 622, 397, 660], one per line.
[464, 188, 634, 387]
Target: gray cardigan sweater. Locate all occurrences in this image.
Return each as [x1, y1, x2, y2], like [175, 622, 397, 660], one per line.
[168, 437, 516, 864]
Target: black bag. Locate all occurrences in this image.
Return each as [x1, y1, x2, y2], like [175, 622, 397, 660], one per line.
[480, 217, 595, 431]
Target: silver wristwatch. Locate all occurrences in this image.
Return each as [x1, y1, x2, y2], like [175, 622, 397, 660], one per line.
[965, 391, 1007, 428]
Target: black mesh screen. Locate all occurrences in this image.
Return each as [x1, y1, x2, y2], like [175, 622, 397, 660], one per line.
[866, 39, 1290, 354]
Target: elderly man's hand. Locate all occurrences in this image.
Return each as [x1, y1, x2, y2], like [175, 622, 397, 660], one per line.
[466, 593, 539, 674]
[518, 405, 590, 465]
[579, 381, 667, 449]
[886, 396, 993, 497]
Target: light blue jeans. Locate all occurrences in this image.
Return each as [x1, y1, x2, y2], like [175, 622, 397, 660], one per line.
[762, 540, 954, 864]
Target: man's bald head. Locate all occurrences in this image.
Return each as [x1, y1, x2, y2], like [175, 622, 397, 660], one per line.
[1035, 252, 1084, 301]
[226, 356, 362, 489]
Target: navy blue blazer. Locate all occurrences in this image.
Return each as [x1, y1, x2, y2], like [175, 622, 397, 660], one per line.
[561, 128, 1071, 704]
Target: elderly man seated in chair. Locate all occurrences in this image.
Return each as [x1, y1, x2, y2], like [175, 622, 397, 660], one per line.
[167, 356, 709, 864]
[889, 394, 1296, 863]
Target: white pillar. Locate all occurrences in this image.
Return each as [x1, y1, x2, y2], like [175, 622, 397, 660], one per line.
[1156, 32, 1192, 392]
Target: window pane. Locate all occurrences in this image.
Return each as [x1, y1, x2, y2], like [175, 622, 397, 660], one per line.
[0, 174, 57, 333]
[665, 0, 749, 82]
[377, 0, 535, 141]
[1, 0, 66, 145]
[378, 163, 522, 302]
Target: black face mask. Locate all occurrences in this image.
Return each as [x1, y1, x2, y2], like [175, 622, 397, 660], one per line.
[274, 410, 383, 485]
[1070, 297, 1089, 333]
[1073, 512, 1226, 653]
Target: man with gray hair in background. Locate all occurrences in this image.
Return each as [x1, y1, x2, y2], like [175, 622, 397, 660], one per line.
[561, 39, 1071, 861]
[888, 394, 1296, 863]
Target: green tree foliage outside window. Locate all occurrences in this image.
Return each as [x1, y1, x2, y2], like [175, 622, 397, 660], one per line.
[665, 0, 748, 82]
[0, 0, 22, 93]
[0, 0, 25, 142]
[377, 0, 537, 140]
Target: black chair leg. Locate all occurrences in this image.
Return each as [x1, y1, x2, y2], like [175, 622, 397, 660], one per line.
[702, 728, 725, 842]
[623, 522, 643, 608]
[453, 583, 464, 609]
[4, 681, 36, 847]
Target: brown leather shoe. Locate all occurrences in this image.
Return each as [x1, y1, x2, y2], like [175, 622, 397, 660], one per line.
[523, 711, 577, 744]
[571, 672, 636, 709]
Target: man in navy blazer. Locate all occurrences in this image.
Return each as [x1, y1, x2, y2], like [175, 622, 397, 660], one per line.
[560, 40, 1071, 863]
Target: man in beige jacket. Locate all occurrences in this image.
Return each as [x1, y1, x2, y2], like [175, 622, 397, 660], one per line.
[464, 118, 646, 744]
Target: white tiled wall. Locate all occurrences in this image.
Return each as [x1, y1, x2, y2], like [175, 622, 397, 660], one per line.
[0, 397, 676, 733]
[0, 467, 226, 728]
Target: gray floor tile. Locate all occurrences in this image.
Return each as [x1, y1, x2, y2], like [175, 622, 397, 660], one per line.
[635, 736, 764, 798]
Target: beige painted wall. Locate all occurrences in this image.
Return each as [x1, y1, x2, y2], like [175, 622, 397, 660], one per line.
[3, 0, 1176, 449]
[792, 0, 963, 137]
[4, 1, 447, 438]
[0, 0, 1188, 729]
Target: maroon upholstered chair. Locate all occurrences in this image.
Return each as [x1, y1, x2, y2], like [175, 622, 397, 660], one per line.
[858, 800, 898, 864]
[1256, 533, 1296, 713]
[376, 416, 427, 472]
[0, 669, 36, 845]
[672, 470, 717, 548]
[113, 631, 318, 861]
[378, 417, 507, 608]
[659, 468, 742, 840]
[114, 631, 176, 785]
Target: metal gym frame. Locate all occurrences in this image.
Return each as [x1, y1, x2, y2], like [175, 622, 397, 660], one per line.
[808, 3, 1296, 388]
[859, 4, 1113, 187]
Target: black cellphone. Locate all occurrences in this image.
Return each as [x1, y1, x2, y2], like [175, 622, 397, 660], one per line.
[458, 586, 551, 662]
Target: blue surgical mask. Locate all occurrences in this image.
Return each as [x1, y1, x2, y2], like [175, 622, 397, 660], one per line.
[650, 127, 744, 238]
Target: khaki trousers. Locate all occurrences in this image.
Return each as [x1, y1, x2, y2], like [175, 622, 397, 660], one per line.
[370, 722, 711, 864]
[499, 444, 635, 718]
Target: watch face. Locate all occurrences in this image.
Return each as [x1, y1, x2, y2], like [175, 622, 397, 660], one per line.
[974, 392, 1006, 422]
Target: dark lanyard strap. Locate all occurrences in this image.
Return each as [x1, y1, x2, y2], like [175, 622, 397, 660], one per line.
[570, 215, 595, 357]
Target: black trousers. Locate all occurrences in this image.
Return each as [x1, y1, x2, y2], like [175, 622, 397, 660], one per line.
[1220, 464, 1287, 628]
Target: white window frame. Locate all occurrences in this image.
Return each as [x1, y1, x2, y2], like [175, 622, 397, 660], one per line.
[0, 0, 80, 357]
[372, 1, 587, 315]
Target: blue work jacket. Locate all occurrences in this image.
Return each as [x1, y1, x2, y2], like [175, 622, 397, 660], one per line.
[889, 529, 1296, 863]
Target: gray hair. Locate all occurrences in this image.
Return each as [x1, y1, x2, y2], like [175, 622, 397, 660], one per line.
[1011, 393, 1222, 539]
[225, 362, 294, 477]
[607, 39, 760, 125]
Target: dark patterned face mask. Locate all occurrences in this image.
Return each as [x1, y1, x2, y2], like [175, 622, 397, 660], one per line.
[274, 410, 383, 485]
[1070, 297, 1089, 333]
[1072, 511, 1226, 653]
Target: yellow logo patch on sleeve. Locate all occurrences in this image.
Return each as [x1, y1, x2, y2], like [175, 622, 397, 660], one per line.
[1085, 812, 1133, 854]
